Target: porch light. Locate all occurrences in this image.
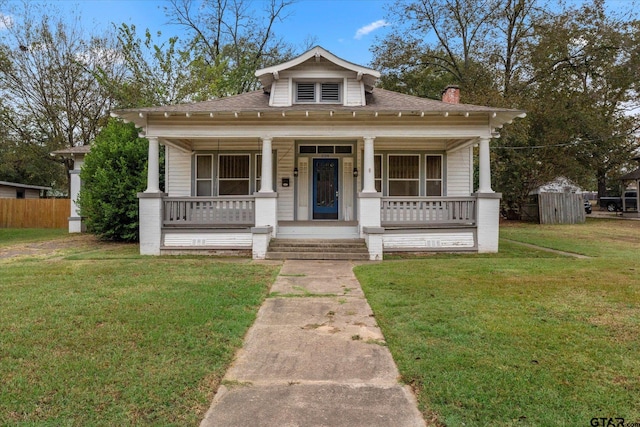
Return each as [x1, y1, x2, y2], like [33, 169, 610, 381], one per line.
[294, 167, 299, 177]
[353, 167, 358, 178]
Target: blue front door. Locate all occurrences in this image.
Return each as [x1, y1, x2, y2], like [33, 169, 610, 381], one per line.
[313, 158, 339, 219]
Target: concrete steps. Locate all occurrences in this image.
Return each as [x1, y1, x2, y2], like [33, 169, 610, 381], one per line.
[266, 238, 370, 260]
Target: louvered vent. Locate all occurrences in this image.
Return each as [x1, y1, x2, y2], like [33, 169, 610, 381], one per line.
[296, 83, 315, 102]
[321, 83, 340, 102]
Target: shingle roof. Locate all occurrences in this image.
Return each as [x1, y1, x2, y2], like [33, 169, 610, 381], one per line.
[115, 88, 521, 115]
[620, 168, 640, 181]
[51, 145, 91, 156]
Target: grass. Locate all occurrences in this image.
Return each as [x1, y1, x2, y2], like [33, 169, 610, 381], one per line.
[0, 228, 68, 246]
[0, 237, 280, 425]
[355, 218, 640, 426]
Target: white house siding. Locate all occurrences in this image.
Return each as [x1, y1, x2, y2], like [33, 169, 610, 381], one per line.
[163, 231, 252, 248]
[166, 146, 192, 196]
[275, 140, 295, 221]
[270, 78, 290, 107]
[345, 78, 364, 106]
[446, 147, 473, 196]
[383, 230, 476, 250]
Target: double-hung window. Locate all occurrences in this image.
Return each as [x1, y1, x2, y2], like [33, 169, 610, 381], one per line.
[388, 155, 420, 196]
[195, 154, 213, 196]
[425, 155, 443, 196]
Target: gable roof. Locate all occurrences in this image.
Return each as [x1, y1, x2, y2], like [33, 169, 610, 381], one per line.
[255, 46, 380, 93]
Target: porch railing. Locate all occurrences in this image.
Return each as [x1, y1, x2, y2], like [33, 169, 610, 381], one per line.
[381, 197, 476, 226]
[163, 197, 255, 227]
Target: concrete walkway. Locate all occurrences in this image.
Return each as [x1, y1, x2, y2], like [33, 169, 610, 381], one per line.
[200, 260, 426, 427]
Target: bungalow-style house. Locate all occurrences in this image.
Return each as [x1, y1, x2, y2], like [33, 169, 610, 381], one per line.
[0, 181, 51, 199]
[113, 46, 525, 260]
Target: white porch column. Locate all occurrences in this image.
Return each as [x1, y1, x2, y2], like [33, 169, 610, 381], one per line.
[359, 136, 383, 259]
[146, 137, 160, 193]
[138, 136, 164, 255]
[362, 136, 376, 192]
[475, 136, 501, 253]
[259, 137, 273, 193]
[478, 137, 493, 193]
[68, 154, 85, 233]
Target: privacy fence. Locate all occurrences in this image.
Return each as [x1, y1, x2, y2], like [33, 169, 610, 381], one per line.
[0, 199, 70, 228]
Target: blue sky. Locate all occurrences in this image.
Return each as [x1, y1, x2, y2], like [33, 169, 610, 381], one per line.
[38, 0, 392, 66]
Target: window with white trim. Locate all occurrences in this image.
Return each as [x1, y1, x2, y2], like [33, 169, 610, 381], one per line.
[425, 155, 443, 196]
[255, 154, 262, 191]
[374, 155, 382, 192]
[195, 154, 213, 196]
[295, 82, 342, 103]
[218, 154, 250, 195]
[388, 155, 420, 196]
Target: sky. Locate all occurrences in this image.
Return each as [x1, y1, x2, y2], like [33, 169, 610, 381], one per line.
[30, 0, 393, 66]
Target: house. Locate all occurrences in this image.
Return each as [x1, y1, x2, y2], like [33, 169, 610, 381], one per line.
[0, 181, 51, 199]
[112, 46, 525, 260]
[619, 155, 640, 214]
[50, 145, 91, 233]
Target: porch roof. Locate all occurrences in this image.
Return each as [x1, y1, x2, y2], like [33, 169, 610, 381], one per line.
[113, 88, 525, 129]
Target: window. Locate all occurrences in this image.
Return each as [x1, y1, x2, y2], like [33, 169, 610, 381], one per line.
[255, 154, 262, 191]
[425, 155, 443, 196]
[388, 155, 419, 196]
[219, 155, 250, 195]
[195, 155, 213, 196]
[295, 82, 342, 103]
[374, 155, 382, 192]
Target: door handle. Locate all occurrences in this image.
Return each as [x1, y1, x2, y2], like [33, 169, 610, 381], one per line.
[335, 191, 339, 199]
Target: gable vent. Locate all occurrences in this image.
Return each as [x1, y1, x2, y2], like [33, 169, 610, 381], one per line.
[296, 83, 315, 102]
[321, 83, 340, 102]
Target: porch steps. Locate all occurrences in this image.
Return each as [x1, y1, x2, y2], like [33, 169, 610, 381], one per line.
[266, 238, 369, 260]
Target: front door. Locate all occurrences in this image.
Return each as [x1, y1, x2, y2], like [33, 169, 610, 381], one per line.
[313, 158, 338, 219]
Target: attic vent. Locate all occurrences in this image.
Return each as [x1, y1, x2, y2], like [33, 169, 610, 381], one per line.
[296, 83, 315, 102]
[321, 83, 340, 102]
[295, 82, 342, 104]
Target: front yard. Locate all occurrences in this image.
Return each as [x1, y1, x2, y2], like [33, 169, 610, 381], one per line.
[1, 219, 638, 426]
[0, 235, 279, 425]
[355, 218, 640, 426]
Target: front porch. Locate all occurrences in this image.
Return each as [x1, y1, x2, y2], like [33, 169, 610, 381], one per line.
[151, 194, 493, 259]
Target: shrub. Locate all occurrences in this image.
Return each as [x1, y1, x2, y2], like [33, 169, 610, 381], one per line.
[78, 118, 148, 241]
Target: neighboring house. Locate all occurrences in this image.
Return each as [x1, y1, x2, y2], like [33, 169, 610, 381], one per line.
[112, 46, 525, 260]
[0, 181, 51, 199]
[619, 155, 640, 214]
[50, 145, 91, 233]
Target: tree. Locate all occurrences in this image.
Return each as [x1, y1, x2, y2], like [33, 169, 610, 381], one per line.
[78, 118, 149, 242]
[0, 2, 123, 192]
[164, 0, 296, 99]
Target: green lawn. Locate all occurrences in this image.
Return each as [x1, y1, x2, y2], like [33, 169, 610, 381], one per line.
[0, 238, 280, 425]
[355, 218, 640, 426]
[0, 228, 68, 246]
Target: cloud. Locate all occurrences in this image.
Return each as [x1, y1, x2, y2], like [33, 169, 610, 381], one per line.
[354, 19, 389, 40]
[0, 13, 13, 31]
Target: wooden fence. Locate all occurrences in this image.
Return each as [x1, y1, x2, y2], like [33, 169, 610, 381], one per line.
[0, 199, 70, 228]
[521, 193, 585, 224]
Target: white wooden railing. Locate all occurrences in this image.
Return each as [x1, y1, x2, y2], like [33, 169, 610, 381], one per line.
[163, 197, 255, 227]
[381, 197, 476, 226]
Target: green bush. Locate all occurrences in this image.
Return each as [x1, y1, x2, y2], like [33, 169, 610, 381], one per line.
[78, 118, 148, 242]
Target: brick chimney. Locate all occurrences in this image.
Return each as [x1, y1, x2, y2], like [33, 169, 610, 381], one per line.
[442, 85, 460, 104]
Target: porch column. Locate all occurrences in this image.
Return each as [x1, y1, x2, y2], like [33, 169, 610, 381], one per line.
[146, 137, 160, 193]
[475, 136, 501, 253]
[478, 137, 493, 193]
[259, 137, 273, 193]
[138, 136, 164, 255]
[254, 137, 277, 254]
[362, 136, 376, 192]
